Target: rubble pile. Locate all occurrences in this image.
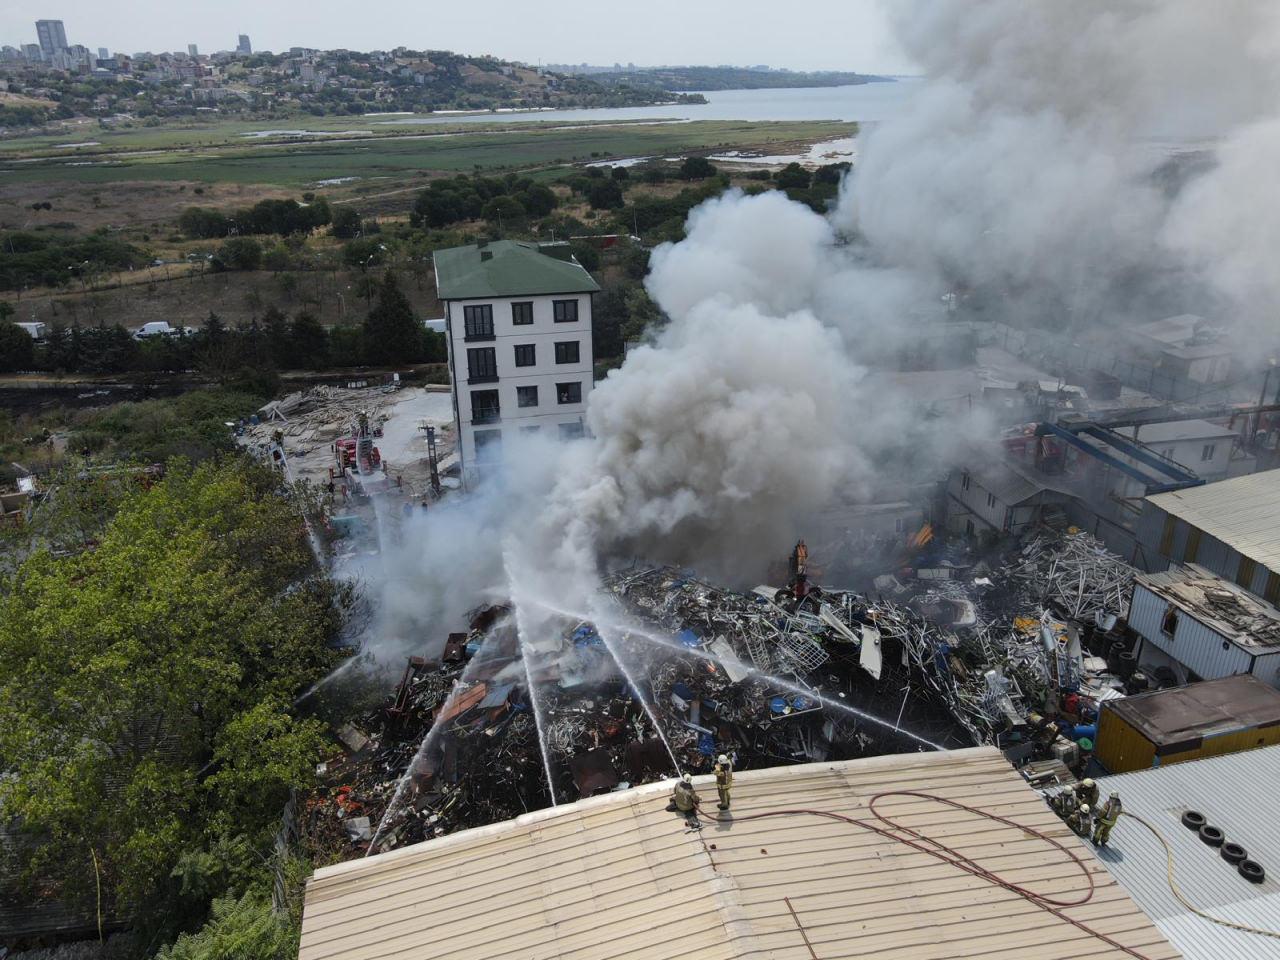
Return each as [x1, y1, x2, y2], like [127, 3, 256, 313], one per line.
[1006, 531, 1136, 622]
[304, 531, 1148, 861]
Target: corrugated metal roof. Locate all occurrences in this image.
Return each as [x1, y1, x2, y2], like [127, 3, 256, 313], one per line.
[433, 240, 600, 300]
[299, 746, 1178, 960]
[1095, 745, 1280, 960]
[1145, 470, 1280, 572]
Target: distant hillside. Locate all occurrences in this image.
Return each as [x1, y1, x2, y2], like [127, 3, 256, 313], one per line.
[553, 65, 893, 92]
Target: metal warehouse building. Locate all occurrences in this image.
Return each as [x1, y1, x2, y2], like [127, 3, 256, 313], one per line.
[1136, 470, 1280, 597]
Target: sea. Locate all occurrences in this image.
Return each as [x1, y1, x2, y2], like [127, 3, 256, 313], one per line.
[371, 79, 924, 127]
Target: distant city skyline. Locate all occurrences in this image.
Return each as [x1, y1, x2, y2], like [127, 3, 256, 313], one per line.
[1, 0, 913, 73]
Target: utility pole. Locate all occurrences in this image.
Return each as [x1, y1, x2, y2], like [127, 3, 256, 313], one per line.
[1255, 359, 1276, 445]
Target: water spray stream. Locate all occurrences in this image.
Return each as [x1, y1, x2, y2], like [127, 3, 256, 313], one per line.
[586, 609, 686, 783]
[502, 551, 559, 806]
[365, 629, 500, 856]
[588, 605, 682, 775]
[528, 596, 946, 753]
[294, 653, 363, 707]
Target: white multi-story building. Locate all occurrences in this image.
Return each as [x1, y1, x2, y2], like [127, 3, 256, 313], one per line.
[433, 240, 599, 474]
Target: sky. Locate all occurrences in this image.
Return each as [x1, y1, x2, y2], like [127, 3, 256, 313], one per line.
[1, 0, 914, 73]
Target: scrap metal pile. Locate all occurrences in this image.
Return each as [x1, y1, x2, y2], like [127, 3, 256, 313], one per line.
[305, 531, 1143, 860]
[1006, 531, 1136, 622]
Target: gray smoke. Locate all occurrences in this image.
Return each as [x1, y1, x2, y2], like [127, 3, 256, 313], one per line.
[361, 0, 1280, 665]
[840, 0, 1280, 337]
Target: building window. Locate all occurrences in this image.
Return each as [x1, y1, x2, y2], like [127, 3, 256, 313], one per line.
[511, 301, 534, 326]
[965, 519, 975, 536]
[1183, 527, 1201, 564]
[1161, 606, 1179, 637]
[1201, 443, 1216, 462]
[554, 340, 580, 364]
[514, 343, 536, 367]
[463, 304, 494, 340]
[961, 471, 970, 491]
[1265, 572, 1280, 605]
[986, 493, 997, 509]
[559, 421, 585, 440]
[470, 389, 500, 424]
[520, 425, 540, 434]
[553, 299, 579, 323]
[1237, 555, 1258, 590]
[517, 385, 539, 408]
[474, 428, 502, 460]
[1159, 514, 1177, 557]
[894, 518, 905, 533]
[556, 381, 582, 404]
[466, 347, 497, 383]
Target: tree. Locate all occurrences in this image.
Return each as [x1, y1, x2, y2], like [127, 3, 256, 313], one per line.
[290, 312, 330, 369]
[519, 184, 558, 217]
[569, 240, 600, 273]
[0, 460, 340, 921]
[680, 156, 718, 180]
[343, 237, 385, 272]
[362, 271, 420, 365]
[481, 194, 526, 229]
[263, 307, 292, 369]
[584, 179, 624, 210]
[610, 166, 630, 182]
[215, 237, 263, 271]
[330, 206, 362, 239]
[0, 321, 34, 373]
[775, 162, 812, 189]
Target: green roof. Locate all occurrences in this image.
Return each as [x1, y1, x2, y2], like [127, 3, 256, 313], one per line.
[432, 240, 600, 301]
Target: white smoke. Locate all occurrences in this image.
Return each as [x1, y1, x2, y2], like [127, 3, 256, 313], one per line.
[358, 0, 1280, 668]
[839, 0, 1280, 336]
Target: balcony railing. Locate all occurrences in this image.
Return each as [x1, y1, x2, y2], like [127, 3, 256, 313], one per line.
[471, 408, 501, 425]
[467, 374, 499, 385]
[464, 329, 495, 342]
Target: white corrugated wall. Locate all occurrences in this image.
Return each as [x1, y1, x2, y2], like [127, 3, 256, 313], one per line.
[1130, 583, 1255, 680]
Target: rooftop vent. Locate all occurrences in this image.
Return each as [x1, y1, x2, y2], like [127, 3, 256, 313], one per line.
[480, 250, 493, 262]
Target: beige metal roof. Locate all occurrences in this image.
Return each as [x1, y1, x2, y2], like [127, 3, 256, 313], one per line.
[299, 747, 1179, 960]
[1145, 470, 1280, 572]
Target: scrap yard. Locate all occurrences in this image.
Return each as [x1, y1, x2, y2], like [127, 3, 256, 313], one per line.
[298, 526, 1153, 861]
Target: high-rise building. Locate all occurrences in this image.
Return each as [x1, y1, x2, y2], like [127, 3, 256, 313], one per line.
[35, 19, 68, 57]
[97, 46, 109, 60]
[21, 43, 42, 61]
[237, 34, 251, 54]
[188, 43, 199, 57]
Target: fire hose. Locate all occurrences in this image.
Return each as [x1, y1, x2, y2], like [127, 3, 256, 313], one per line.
[1120, 810, 1280, 940]
[693, 790, 1160, 960]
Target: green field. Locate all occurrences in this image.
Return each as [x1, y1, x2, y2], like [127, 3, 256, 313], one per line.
[0, 119, 855, 188]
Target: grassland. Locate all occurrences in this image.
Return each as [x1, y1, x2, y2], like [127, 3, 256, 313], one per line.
[0, 118, 855, 188]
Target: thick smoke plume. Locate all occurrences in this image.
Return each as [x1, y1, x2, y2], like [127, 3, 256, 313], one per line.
[843, 0, 1280, 335]
[358, 0, 1280, 669]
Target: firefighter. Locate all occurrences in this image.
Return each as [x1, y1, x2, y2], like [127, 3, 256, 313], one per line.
[1074, 777, 1099, 809]
[1068, 803, 1093, 838]
[1058, 790, 1078, 822]
[1092, 792, 1122, 846]
[791, 540, 809, 579]
[713, 754, 733, 810]
[666, 774, 701, 827]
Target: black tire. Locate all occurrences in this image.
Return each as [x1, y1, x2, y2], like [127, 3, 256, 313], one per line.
[1221, 842, 1247, 864]
[1239, 860, 1265, 884]
[1181, 810, 1207, 831]
[1198, 824, 1225, 847]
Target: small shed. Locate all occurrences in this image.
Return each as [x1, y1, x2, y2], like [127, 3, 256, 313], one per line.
[1096, 674, 1280, 773]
